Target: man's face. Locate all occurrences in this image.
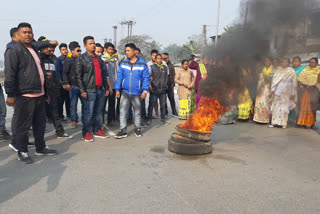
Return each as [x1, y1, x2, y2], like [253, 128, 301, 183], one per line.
[71, 47, 82, 57]
[95, 47, 103, 56]
[12, 32, 19, 42]
[41, 47, 51, 56]
[84, 39, 96, 54]
[49, 46, 56, 55]
[151, 53, 157, 62]
[155, 55, 163, 65]
[18, 27, 33, 45]
[105, 46, 114, 55]
[135, 50, 140, 56]
[162, 54, 169, 63]
[60, 47, 68, 56]
[126, 47, 135, 59]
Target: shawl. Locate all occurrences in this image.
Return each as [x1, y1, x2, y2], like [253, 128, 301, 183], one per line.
[199, 63, 207, 76]
[297, 67, 320, 86]
[263, 65, 273, 76]
[292, 65, 306, 77]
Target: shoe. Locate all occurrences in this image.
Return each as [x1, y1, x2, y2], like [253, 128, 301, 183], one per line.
[165, 115, 168, 119]
[83, 133, 93, 142]
[161, 119, 166, 123]
[57, 133, 69, 138]
[18, 152, 33, 164]
[0, 130, 11, 140]
[35, 147, 58, 156]
[93, 130, 109, 138]
[269, 125, 274, 128]
[173, 113, 178, 117]
[135, 128, 142, 137]
[115, 129, 127, 139]
[282, 125, 287, 129]
[9, 143, 18, 152]
[152, 115, 159, 119]
[146, 119, 152, 125]
[71, 121, 77, 129]
[62, 117, 67, 122]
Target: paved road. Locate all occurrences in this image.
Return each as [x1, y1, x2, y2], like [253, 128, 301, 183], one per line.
[0, 113, 319, 214]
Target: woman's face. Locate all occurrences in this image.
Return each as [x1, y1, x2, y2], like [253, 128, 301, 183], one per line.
[182, 61, 189, 70]
[273, 59, 279, 66]
[264, 58, 272, 67]
[309, 59, 318, 68]
[293, 58, 301, 68]
[281, 59, 290, 68]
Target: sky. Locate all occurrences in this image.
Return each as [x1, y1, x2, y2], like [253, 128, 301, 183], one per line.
[0, 0, 242, 60]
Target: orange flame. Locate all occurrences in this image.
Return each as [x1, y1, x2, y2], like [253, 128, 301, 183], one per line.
[179, 97, 225, 133]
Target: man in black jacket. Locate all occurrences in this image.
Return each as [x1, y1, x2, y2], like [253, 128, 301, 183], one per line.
[4, 22, 57, 164]
[63, 41, 82, 128]
[75, 36, 109, 142]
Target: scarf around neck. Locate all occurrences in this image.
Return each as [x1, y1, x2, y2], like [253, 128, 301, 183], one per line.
[263, 65, 273, 76]
[156, 63, 164, 69]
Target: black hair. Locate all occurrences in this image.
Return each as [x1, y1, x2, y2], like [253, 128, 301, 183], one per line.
[151, 49, 158, 55]
[83, 36, 94, 45]
[181, 59, 188, 65]
[136, 47, 141, 53]
[310, 57, 319, 64]
[292, 56, 301, 63]
[155, 54, 162, 59]
[162, 53, 169, 56]
[10, 27, 18, 38]
[38, 36, 47, 41]
[114, 49, 117, 53]
[96, 43, 103, 50]
[59, 43, 67, 50]
[17, 22, 32, 30]
[265, 56, 273, 62]
[125, 43, 137, 50]
[104, 42, 115, 49]
[69, 41, 80, 51]
[282, 58, 290, 64]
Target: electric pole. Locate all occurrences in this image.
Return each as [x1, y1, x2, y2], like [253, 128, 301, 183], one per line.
[215, 0, 221, 46]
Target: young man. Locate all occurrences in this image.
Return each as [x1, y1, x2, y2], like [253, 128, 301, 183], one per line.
[115, 43, 150, 138]
[4, 23, 57, 163]
[162, 53, 178, 116]
[39, 40, 70, 138]
[147, 54, 168, 124]
[75, 36, 109, 142]
[55, 43, 70, 121]
[63, 41, 82, 128]
[147, 49, 160, 119]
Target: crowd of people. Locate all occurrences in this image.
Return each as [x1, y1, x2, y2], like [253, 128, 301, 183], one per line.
[1, 22, 319, 164]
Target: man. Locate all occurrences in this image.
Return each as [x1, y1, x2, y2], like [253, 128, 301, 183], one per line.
[63, 41, 82, 128]
[162, 53, 178, 117]
[55, 43, 70, 121]
[75, 36, 109, 142]
[147, 50, 160, 119]
[4, 22, 57, 163]
[39, 40, 70, 138]
[0, 83, 10, 141]
[147, 54, 168, 124]
[115, 43, 149, 138]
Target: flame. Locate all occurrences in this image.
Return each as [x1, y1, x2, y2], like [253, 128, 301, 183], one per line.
[179, 97, 225, 133]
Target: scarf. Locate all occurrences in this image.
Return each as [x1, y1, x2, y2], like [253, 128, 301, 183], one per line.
[199, 63, 207, 76]
[297, 67, 320, 86]
[104, 52, 118, 61]
[292, 65, 306, 77]
[263, 65, 273, 76]
[156, 63, 164, 69]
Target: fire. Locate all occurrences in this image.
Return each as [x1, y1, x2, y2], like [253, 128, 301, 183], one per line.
[179, 97, 225, 133]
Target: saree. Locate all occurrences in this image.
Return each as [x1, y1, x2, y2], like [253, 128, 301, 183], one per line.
[238, 68, 253, 120]
[178, 94, 192, 120]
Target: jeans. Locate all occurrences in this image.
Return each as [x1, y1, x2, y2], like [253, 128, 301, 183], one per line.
[0, 86, 7, 130]
[48, 96, 65, 136]
[80, 89, 105, 136]
[59, 89, 70, 118]
[70, 86, 82, 123]
[11, 96, 46, 152]
[120, 92, 141, 132]
[104, 89, 116, 124]
[148, 93, 166, 120]
[165, 84, 177, 115]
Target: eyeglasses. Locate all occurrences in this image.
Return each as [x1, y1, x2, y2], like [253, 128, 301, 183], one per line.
[76, 50, 82, 53]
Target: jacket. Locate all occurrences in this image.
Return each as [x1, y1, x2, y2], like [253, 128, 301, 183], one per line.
[115, 56, 150, 95]
[39, 53, 64, 97]
[55, 55, 66, 80]
[4, 41, 45, 97]
[62, 56, 78, 86]
[167, 60, 175, 86]
[75, 52, 109, 94]
[101, 54, 118, 89]
[150, 64, 168, 94]
[189, 60, 202, 91]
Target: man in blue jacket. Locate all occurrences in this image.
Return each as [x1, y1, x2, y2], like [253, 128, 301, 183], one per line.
[115, 43, 150, 138]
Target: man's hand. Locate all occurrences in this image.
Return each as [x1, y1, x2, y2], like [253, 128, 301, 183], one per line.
[149, 87, 153, 93]
[46, 96, 50, 104]
[184, 83, 189, 88]
[109, 89, 113, 95]
[6, 97, 15, 107]
[116, 91, 120, 98]
[46, 72, 53, 79]
[49, 40, 58, 46]
[81, 92, 87, 99]
[105, 90, 110, 96]
[141, 92, 147, 100]
[63, 84, 71, 91]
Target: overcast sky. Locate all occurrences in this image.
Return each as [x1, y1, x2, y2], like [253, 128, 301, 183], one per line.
[0, 0, 242, 59]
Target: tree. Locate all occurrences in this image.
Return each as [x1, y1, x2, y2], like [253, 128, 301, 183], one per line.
[162, 43, 193, 64]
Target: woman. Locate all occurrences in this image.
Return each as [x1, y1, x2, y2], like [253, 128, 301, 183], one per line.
[253, 57, 274, 123]
[292, 56, 306, 77]
[238, 67, 253, 120]
[269, 58, 297, 128]
[297, 57, 320, 128]
[175, 60, 195, 120]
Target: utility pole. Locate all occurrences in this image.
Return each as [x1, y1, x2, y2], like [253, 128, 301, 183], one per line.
[120, 19, 136, 38]
[215, 0, 221, 46]
[202, 24, 208, 46]
[112, 25, 118, 47]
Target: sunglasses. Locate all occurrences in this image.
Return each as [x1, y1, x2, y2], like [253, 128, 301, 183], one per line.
[76, 50, 82, 53]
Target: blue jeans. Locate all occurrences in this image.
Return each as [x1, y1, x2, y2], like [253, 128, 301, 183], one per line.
[120, 92, 141, 132]
[80, 89, 105, 136]
[0, 86, 7, 130]
[70, 86, 82, 123]
[148, 93, 166, 120]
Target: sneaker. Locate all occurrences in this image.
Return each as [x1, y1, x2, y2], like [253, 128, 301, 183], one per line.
[93, 130, 109, 139]
[57, 133, 69, 138]
[153, 115, 159, 119]
[71, 121, 77, 129]
[269, 125, 274, 128]
[9, 143, 18, 152]
[35, 147, 58, 156]
[146, 119, 152, 125]
[18, 152, 33, 164]
[135, 128, 142, 137]
[83, 133, 93, 142]
[282, 125, 287, 129]
[161, 119, 166, 123]
[62, 117, 67, 122]
[0, 130, 11, 140]
[115, 129, 127, 139]
[173, 113, 179, 117]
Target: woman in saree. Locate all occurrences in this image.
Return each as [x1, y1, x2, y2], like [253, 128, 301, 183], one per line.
[175, 60, 195, 120]
[238, 67, 253, 120]
[297, 57, 320, 128]
[292, 56, 305, 77]
[253, 57, 274, 123]
[269, 58, 297, 128]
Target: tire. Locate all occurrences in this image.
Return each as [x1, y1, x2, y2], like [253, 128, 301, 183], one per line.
[168, 139, 213, 155]
[171, 133, 207, 144]
[175, 126, 211, 142]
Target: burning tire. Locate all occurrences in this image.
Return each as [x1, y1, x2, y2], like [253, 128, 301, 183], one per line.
[171, 134, 208, 144]
[168, 139, 213, 155]
[175, 126, 211, 142]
